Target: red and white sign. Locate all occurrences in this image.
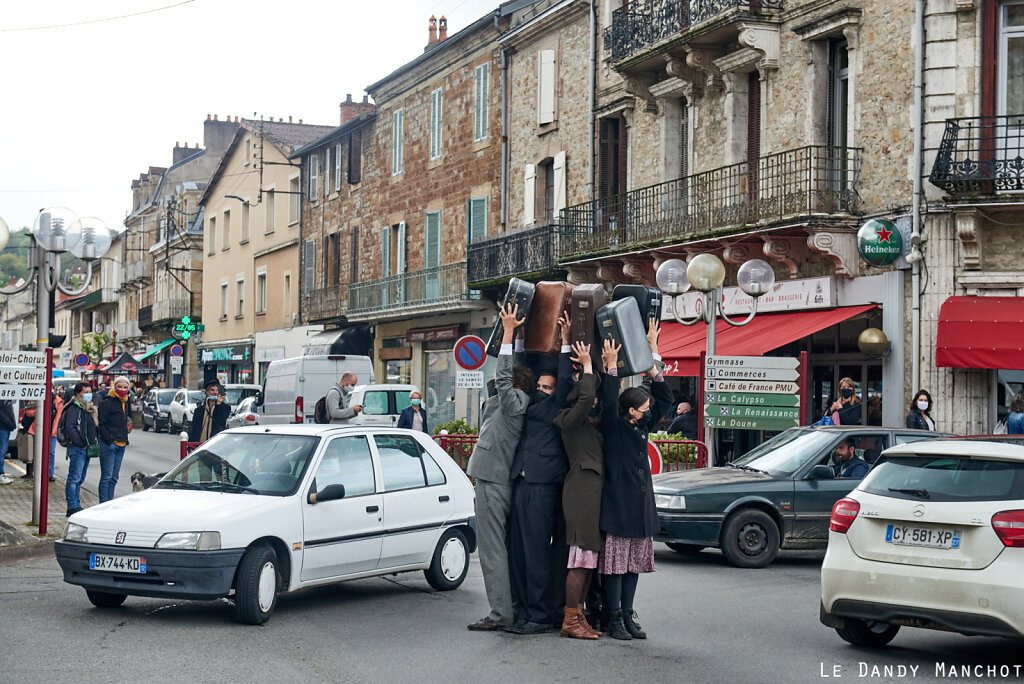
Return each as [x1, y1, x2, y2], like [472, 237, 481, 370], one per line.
[647, 440, 662, 475]
[453, 335, 487, 371]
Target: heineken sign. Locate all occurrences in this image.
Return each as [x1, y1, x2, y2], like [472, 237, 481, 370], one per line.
[857, 219, 903, 267]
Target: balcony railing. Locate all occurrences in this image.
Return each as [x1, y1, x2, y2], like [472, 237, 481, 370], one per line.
[152, 298, 190, 324]
[302, 285, 348, 322]
[603, 0, 783, 63]
[348, 262, 477, 317]
[138, 305, 153, 328]
[559, 145, 860, 259]
[930, 115, 1024, 195]
[124, 260, 152, 283]
[83, 288, 118, 309]
[467, 225, 559, 287]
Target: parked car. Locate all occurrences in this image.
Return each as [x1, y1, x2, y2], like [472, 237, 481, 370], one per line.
[259, 355, 375, 424]
[652, 426, 949, 568]
[226, 396, 259, 429]
[54, 425, 477, 624]
[222, 383, 261, 407]
[167, 389, 204, 433]
[142, 388, 178, 432]
[348, 384, 418, 427]
[820, 437, 1024, 645]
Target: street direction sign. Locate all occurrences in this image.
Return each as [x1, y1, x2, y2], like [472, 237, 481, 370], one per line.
[456, 370, 484, 389]
[705, 379, 800, 394]
[0, 351, 46, 366]
[453, 336, 487, 371]
[705, 366, 800, 382]
[705, 392, 801, 407]
[0, 384, 47, 400]
[703, 415, 799, 431]
[0, 366, 46, 384]
[704, 404, 801, 420]
[706, 356, 800, 371]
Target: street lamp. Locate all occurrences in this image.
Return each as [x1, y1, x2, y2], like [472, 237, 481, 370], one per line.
[657, 253, 776, 466]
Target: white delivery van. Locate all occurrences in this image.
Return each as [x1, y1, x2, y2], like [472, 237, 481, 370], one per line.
[258, 355, 374, 424]
[348, 383, 420, 427]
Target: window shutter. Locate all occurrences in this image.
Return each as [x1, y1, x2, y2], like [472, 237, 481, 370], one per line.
[523, 164, 536, 226]
[618, 115, 629, 196]
[381, 225, 392, 278]
[392, 110, 403, 174]
[431, 89, 443, 159]
[349, 226, 360, 283]
[553, 152, 566, 213]
[598, 118, 612, 198]
[748, 71, 761, 203]
[324, 147, 331, 195]
[396, 221, 407, 302]
[538, 50, 556, 125]
[425, 213, 441, 269]
[335, 142, 342, 191]
[467, 197, 488, 243]
[349, 130, 362, 184]
[308, 155, 319, 200]
[475, 65, 489, 141]
[302, 239, 315, 295]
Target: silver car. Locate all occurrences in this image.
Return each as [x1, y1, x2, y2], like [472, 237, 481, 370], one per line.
[226, 396, 259, 428]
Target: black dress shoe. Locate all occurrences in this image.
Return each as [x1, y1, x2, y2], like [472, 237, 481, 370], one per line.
[467, 617, 506, 631]
[505, 620, 549, 635]
[66, 507, 83, 517]
[49, 476, 55, 482]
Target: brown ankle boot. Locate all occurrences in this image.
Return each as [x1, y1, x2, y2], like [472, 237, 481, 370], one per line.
[561, 606, 598, 640]
[578, 604, 601, 636]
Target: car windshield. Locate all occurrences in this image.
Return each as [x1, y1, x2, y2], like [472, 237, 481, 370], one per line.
[730, 428, 837, 477]
[861, 455, 1024, 502]
[224, 388, 258, 406]
[157, 390, 176, 405]
[187, 391, 205, 404]
[157, 433, 320, 496]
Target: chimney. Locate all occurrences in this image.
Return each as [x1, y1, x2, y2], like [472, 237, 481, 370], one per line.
[206, 114, 211, 121]
[172, 141, 193, 164]
[213, 114, 218, 121]
[426, 15, 439, 51]
[289, 115, 293, 123]
[438, 16, 448, 41]
[340, 93, 374, 125]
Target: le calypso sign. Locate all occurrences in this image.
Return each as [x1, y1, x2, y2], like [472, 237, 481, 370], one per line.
[857, 219, 903, 267]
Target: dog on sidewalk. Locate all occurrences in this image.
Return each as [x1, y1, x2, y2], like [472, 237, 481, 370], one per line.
[130, 472, 164, 491]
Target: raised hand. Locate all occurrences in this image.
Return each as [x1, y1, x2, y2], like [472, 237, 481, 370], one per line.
[570, 341, 592, 373]
[500, 302, 524, 345]
[602, 337, 621, 371]
[647, 317, 660, 354]
[557, 313, 571, 346]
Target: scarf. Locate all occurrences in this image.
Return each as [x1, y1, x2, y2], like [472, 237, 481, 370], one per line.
[108, 387, 130, 447]
[200, 400, 216, 442]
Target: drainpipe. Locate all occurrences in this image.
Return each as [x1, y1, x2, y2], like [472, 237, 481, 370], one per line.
[588, 0, 596, 201]
[501, 47, 509, 227]
[911, 0, 924, 394]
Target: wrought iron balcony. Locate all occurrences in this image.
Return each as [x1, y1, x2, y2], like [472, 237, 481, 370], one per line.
[347, 262, 480, 321]
[559, 145, 860, 259]
[930, 115, 1024, 196]
[302, 285, 347, 322]
[467, 224, 559, 288]
[689, 0, 782, 25]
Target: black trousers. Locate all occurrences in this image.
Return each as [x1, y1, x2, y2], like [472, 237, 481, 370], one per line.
[508, 478, 565, 625]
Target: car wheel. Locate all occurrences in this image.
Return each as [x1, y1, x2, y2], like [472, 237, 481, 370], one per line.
[836, 619, 900, 647]
[666, 543, 705, 554]
[235, 544, 279, 625]
[85, 589, 127, 608]
[424, 528, 469, 591]
[720, 509, 780, 569]
[142, 420, 150, 432]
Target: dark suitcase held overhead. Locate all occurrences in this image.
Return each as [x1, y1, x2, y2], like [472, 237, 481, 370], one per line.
[570, 284, 606, 369]
[612, 284, 663, 326]
[524, 281, 575, 355]
[595, 297, 655, 376]
[485, 278, 536, 357]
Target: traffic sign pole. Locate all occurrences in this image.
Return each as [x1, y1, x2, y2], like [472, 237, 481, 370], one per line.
[38, 348, 53, 534]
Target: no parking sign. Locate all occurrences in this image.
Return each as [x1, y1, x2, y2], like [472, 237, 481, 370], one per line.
[453, 335, 486, 371]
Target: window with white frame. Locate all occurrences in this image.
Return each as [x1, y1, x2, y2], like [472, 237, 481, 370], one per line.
[288, 177, 299, 223]
[265, 189, 275, 233]
[392, 109, 404, 175]
[236, 277, 245, 318]
[256, 270, 267, 314]
[467, 196, 487, 243]
[474, 64, 489, 141]
[241, 201, 250, 243]
[308, 154, 319, 200]
[538, 50, 556, 125]
[222, 209, 231, 250]
[335, 142, 342, 192]
[425, 211, 441, 299]
[324, 147, 331, 194]
[430, 88, 443, 159]
[220, 281, 228, 319]
[283, 272, 292, 319]
[207, 216, 216, 255]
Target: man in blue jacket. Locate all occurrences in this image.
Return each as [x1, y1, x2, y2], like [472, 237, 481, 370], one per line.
[833, 437, 869, 479]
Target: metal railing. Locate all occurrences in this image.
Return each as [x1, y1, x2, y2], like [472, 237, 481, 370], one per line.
[348, 262, 477, 316]
[83, 288, 118, 309]
[467, 224, 559, 286]
[559, 145, 861, 259]
[138, 305, 153, 328]
[689, 0, 782, 25]
[929, 115, 1024, 195]
[301, 285, 347, 322]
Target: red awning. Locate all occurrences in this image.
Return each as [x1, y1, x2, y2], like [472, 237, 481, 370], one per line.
[935, 296, 1024, 369]
[660, 305, 878, 376]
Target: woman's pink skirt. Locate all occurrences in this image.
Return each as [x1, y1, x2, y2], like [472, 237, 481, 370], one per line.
[567, 545, 600, 569]
[598, 534, 655, 575]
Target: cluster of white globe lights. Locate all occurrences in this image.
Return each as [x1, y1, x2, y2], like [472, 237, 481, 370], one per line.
[0, 207, 113, 297]
[655, 253, 777, 326]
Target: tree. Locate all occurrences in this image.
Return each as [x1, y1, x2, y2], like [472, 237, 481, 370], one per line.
[81, 333, 113, 363]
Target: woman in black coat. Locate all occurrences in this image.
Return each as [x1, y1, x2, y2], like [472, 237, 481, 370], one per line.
[396, 390, 428, 432]
[597, 322, 672, 641]
[905, 388, 936, 431]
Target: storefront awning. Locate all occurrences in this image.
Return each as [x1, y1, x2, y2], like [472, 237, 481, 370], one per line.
[936, 296, 1024, 369]
[136, 337, 176, 361]
[660, 305, 878, 376]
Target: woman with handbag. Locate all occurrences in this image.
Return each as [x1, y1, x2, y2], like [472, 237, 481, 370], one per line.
[63, 382, 98, 516]
[828, 377, 862, 426]
[97, 376, 133, 503]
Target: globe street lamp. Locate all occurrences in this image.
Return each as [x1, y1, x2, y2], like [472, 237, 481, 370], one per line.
[657, 253, 776, 466]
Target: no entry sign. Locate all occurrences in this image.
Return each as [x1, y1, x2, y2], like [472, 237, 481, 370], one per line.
[453, 335, 487, 371]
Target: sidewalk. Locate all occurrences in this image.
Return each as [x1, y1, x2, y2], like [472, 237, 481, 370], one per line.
[0, 458, 98, 562]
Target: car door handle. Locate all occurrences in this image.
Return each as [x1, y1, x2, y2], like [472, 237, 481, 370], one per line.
[366, 505, 379, 513]
[438, 495, 449, 502]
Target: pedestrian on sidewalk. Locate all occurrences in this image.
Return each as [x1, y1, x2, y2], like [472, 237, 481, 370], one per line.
[905, 389, 936, 431]
[597, 321, 672, 641]
[20, 404, 36, 479]
[188, 379, 230, 443]
[63, 382, 97, 516]
[1008, 394, 1024, 435]
[553, 341, 603, 640]
[97, 376, 133, 503]
[0, 399, 15, 485]
[27, 394, 61, 481]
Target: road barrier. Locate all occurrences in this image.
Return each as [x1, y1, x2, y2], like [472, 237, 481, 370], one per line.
[179, 432, 201, 460]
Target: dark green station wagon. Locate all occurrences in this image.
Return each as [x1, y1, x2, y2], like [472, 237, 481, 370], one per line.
[653, 426, 948, 568]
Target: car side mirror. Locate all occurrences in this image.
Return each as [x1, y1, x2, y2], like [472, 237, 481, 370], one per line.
[308, 483, 345, 504]
[808, 465, 834, 481]
[255, 391, 264, 407]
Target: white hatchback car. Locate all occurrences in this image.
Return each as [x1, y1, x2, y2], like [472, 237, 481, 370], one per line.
[55, 425, 477, 624]
[820, 438, 1024, 645]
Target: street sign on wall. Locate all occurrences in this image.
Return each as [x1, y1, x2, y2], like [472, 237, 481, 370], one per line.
[456, 370, 484, 389]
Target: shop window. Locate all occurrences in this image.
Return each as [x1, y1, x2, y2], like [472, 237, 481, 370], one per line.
[386, 359, 411, 384]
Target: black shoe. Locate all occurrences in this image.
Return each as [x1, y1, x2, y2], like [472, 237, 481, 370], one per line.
[49, 476, 55, 482]
[20, 471, 32, 479]
[467, 616, 506, 632]
[505, 620, 549, 635]
[623, 610, 647, 639]
[608, 610, 632, 640]
[66, 507, 83, 517]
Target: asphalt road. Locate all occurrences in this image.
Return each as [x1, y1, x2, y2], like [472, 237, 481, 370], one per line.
[1, 544, 1020, 683]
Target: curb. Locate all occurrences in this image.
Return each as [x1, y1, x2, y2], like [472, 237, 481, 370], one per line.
[0, 538, 55, 564]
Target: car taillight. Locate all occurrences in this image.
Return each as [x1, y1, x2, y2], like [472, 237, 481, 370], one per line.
[244, 414, 255, 422]
[992, 510, 1024, 547]
[294, 397, 303, 423]
[829, 497, 860, 534]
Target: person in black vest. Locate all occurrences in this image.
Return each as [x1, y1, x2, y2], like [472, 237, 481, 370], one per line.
[668, 401, 698, 440]
[505, 315, 573, 635]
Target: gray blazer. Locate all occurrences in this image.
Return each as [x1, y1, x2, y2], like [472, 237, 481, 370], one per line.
[467, 353, 530, 484]
[328, 384, 356, 422]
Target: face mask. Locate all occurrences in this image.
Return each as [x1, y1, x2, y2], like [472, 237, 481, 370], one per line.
[340, 384, 353, 395]
[840, 388, 854, 399]
[82, 393, 93, 403]
[411, 398, 421, 407]
[917, 400, 929, 411]
[116, 388, 129, 397]
[207, 395, 218, 402]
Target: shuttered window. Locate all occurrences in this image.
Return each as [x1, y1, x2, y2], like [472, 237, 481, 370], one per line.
[335, 142, 343, 192]
[523, 164, 536, 226]
[747, 71, 761, 201]
[350, 225, 360, 283]
[302, 239, 315, 295]
[308, 154, 319, 201]
[324, 147, 331, 196]
[395, 221, 407, 302]
[430, 88, 443, 160]
[553, 151, 566, 214]
[425, 212, 441, 299]
[538, 50, 556, 125]
[474, 64, 489, 141]
[392, 109, 404, 175]
[467, 197, 487, 243]
[348, 130, 362, 184]
[382, 224, 392, 304]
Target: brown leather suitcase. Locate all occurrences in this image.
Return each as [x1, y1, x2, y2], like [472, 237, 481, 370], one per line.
[485, 278, 536, 357]
[595, 297, 654, 376]
[570, 284, 606, 369]
[524, 281, 575, 355]
[612, 284, 663, 326]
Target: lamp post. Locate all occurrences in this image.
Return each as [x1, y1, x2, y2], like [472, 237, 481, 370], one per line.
[656, 254, 776, 467]
[0, 208, 112, 525]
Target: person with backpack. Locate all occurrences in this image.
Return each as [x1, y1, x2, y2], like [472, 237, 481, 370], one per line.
[0, 399, 16, 485]
[188, 379, 230, 443]
[63, 382, 97, 516]
[327, 372, 363, 423]
[97, 376, 134, 503]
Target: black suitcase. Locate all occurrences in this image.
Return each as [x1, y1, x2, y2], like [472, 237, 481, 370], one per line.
[612, 284, 663, 326]
[570, 284, 606, 369]
[595, 297, 654, 376]
[486, 278, 536, 357]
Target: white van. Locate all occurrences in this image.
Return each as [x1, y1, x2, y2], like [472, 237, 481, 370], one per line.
[348, 384, 420, 427]
[258, 355, 375, 424]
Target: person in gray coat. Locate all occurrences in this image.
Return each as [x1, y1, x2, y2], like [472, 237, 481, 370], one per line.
[328, 372, 363, 423]
[466, 302, 534, 632]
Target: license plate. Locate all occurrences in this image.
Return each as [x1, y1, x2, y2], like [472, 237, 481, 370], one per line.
[885, 524, 961, 549]
[89, 553, 147, 573]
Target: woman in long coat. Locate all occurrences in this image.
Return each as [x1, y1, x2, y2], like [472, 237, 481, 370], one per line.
[553, 341, 603, 640]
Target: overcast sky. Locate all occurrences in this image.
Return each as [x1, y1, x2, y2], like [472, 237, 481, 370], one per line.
[0, 0, 496, 234]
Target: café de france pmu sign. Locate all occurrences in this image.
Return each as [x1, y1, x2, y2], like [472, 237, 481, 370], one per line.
[704, 355, 802, 431]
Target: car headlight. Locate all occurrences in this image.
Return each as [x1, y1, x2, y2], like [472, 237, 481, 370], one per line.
[159, 411, 168, 417]
[64, 522, 88, 542]
[654, 494, 686, 510]
[155, 531, 221, 550]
